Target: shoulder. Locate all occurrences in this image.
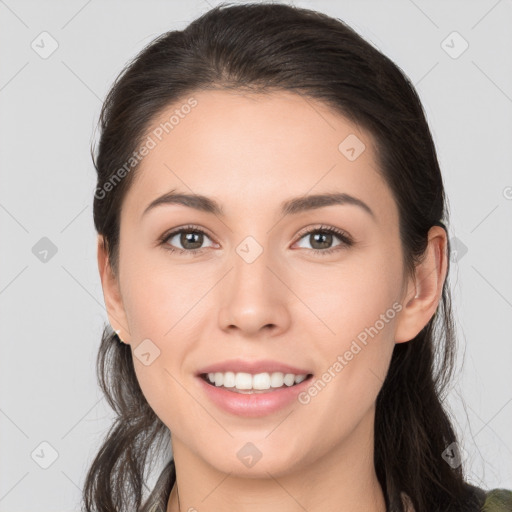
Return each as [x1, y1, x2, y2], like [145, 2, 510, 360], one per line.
[481, 488, 512, 511]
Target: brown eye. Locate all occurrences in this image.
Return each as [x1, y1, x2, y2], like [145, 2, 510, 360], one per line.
[173, 230, 204, 250]
[294, 225, 353, 255]
[308, 231, 335, 250]
[160, 225, 216, 255]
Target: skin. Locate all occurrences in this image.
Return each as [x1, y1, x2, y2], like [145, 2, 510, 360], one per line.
[97, 90, 447, 512]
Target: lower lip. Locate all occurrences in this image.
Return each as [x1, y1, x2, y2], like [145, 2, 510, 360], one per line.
[196, 375, 313, 417]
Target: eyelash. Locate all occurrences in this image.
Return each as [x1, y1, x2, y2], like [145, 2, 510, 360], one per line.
[158, 224, 354, 257]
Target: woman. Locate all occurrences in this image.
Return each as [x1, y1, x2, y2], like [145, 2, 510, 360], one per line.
[85, 3, 512, 511]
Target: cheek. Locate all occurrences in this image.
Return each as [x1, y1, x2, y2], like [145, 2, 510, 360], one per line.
[121, 249, 208, 338]
[119, 253, 209, 430]
[292, 249, 400, 413]
[290, 246, 401, 335]
[298, 305, 397, 440]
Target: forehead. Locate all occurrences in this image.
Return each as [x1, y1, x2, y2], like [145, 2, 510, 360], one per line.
[122, 89, 397, 227]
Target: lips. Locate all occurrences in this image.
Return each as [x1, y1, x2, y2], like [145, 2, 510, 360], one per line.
[196, 358, 313, 376]
[196, 370, 314, 417]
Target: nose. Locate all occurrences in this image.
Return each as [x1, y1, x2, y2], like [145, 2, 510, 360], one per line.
[217, 242, 292, 338]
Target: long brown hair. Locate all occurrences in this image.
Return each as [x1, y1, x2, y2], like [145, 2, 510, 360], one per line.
[84, 3, 485, 511]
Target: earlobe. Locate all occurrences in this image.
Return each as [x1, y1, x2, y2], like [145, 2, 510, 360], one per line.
[97, 234, 131, 344]
[394, 226, 448, 344]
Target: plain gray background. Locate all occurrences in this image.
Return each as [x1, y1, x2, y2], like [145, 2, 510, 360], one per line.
[1, 0, 511, 510]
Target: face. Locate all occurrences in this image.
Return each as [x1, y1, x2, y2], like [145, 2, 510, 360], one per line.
[99, 89, 434, 478]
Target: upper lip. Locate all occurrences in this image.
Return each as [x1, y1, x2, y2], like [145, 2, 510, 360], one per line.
[196, 358, 313, 376]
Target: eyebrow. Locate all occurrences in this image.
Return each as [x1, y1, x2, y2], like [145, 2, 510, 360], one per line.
[141, 189, 375, 220]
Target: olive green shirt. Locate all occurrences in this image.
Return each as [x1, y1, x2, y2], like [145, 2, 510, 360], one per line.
[400, 487, 512, 511]
[481, 488, 512, 511]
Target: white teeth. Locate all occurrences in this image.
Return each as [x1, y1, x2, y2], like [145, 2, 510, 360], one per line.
[204, 371, 309, 391]
[283, 373, 295, 386]
[214, 372, 224, 387]
[294, 374, 307, 384]
[252, 373, 270, 390]
[223, 371, 235, 388]
[270, 372, 284, 388]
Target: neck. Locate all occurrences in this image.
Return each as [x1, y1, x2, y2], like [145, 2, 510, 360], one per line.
[166, 409, 387, 512]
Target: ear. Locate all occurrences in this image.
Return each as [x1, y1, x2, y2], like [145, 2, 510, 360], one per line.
[97, 234, 131, 344]
[394, 225, 448, 344]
